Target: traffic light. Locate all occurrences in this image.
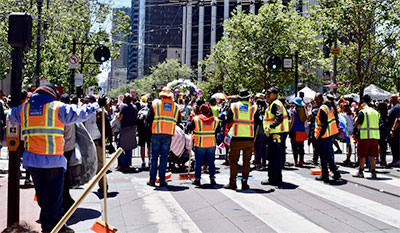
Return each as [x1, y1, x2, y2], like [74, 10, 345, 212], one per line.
[94, 45, 110, 62]
[267, 55, 282, 71]
[152, 84, 157, 91]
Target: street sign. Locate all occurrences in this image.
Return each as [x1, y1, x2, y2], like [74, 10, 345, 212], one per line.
[68, 54, 79, 69]
[283, 57, 293, 69]
[75, 73, 83, 86]
[130, 89, 136, 99]
[331, 48, 340, 56]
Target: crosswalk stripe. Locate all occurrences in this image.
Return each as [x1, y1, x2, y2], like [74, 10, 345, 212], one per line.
[284, 172, 400, 228]
[130, 177, 202, 233]
[339, 166, 400, 188]
[214, 175, 329, 233]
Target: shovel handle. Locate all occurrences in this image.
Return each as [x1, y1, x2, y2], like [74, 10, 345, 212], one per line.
[51, 148, 124, 233]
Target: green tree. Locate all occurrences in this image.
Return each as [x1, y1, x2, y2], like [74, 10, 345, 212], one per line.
[107, 59, 194, 98]
[311, 0, 400, 95]
[0, 0, 130, 92]
[200, 2, 328, 97]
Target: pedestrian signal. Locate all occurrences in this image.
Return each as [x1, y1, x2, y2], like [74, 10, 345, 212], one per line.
[267, 55, 282, 71]
[94, 45, 110, 62]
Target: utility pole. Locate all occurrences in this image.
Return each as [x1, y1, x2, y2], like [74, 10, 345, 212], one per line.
[210, 0, 217, 51]
[332, 38, 338, 94]
[181, 4, 187, 65]
[197, 1, 204, 82]
[35, 0, 43, 88]
[185, 2, 192, 67]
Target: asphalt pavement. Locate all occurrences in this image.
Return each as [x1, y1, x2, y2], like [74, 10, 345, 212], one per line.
[1, 141, 400, 233]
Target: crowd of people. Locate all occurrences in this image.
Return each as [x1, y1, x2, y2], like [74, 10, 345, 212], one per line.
[1, 83, 399, 232]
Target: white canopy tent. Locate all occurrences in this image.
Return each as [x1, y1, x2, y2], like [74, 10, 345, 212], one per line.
[364, 84, 392, 101]
[344, 93, 360, 102]
[286, 86, 317, 103]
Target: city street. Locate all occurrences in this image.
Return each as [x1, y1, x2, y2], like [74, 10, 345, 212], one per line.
[1, 144, 400, 233]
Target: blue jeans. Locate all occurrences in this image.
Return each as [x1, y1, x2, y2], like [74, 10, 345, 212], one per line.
[194, 147, 216, 180]
[118, 136, 132, 168]
[29, 167, 64, 232]
[149, 134, 172, 183]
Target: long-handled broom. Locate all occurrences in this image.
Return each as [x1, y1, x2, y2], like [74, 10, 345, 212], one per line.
[50, 148, 123, 233]
[178, 132, 195, 180]
[91, 106, 117, 233]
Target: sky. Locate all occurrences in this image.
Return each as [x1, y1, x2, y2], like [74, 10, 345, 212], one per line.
[96, 0, 131, 83]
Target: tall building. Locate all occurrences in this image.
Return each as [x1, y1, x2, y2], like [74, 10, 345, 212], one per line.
[127, 0, 183, 81]
[107, 7, 131, 91]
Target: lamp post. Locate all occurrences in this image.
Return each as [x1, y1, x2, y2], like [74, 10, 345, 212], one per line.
[35, 0, 43, 88]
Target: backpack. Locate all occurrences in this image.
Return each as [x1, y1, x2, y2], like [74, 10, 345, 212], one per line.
[137, 106, 149, 127]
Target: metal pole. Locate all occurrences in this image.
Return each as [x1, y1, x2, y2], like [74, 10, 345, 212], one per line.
[224, 0, 229, 35]
[198, 3, 204, 82]
[237, 0, 242, 12]
[182, 5, 187, 65]
[250, 0, 255, 14]
[211, 0, 217, 51]
[185, 2, 192, 67]
[77, 45, 84, 98]
[35, 0, 43, 88]
[70, 39, 76, 94]
[295, 51, 299, 97]
[8, 48, 23, 227]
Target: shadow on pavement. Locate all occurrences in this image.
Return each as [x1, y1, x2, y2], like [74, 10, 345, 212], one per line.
[157, 185, 189, 192]
[278, 182, 299, 190]
[329, 180, 347, 186]
[20, 183, 34, 189]
[282, 167, 299, 171]
[94, 191, 119, 199]
[237, 188, 275, 194]
[366, 177, 392, 181]
[66, 208, 101, 225]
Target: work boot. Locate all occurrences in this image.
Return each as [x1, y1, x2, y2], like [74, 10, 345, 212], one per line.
[371, 169, 377, 179]
[210, 179, 217, 185]
[353, 169, 364, 178]
[223, 179, 237, 190]
[332, 171, 341, 181]
[147, 181, 156, 187]
[241, 179, 250, 190]
[192, 179, 201, 186]
[315, 176, 329, 184]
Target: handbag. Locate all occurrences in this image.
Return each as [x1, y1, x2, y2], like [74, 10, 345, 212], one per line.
[120, 125, 137, 150]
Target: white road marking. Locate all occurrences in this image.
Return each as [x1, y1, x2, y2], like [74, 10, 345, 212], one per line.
[131, 177, 202, 233]
[215, 175, 329, 233]
[284, 172, 400, 228]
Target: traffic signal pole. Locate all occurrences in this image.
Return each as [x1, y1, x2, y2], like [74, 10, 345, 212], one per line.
[8, 48, 23, 227]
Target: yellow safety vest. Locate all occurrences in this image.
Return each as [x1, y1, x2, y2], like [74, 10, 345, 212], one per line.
[152, 98, 179, 135]
[360, 107, 380, 140]
[21, 101, 65, 155]
[263, 99, 289, 134]
[210, 105, 220, 118]
[231, 101, 257, 138]
[193, 116, 219, 148]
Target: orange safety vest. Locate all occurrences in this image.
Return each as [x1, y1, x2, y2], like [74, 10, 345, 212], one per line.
[152, 98, 179, 135]
[20, 101, 65, 155]
[193, 116, 219, 148]
[231, 101, 257, 138]
[314, 104, 339, 139]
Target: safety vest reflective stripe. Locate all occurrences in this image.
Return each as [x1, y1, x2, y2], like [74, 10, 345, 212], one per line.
[152, 99, 178, 135]
[263, 99, 289, 134]
[360, 107, 380, 140]
[193, 117, 219, 147]
[21, 101, 65, 155]
[314, 104, 338, 139]
[22, 128, 64, 135]
[231, 101, 256, 137]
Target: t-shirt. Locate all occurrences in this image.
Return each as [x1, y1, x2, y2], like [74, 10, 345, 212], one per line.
[388, 103, 400, 133]
[119, 103, 138, 128]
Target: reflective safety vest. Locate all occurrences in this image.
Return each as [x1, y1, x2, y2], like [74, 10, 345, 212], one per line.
[193, 116, 220, 148]
[152, 98, 179, 135]
[263, 99, 289, 134]
[231, 101, 257, 137]
[21, 101, 65, 155]
[210, 105, 220, 118]
[360, 107, 380, 140]
[314, 104, 339, 139]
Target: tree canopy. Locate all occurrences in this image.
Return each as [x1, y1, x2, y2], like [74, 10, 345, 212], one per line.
[0, 0, 130, 92]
